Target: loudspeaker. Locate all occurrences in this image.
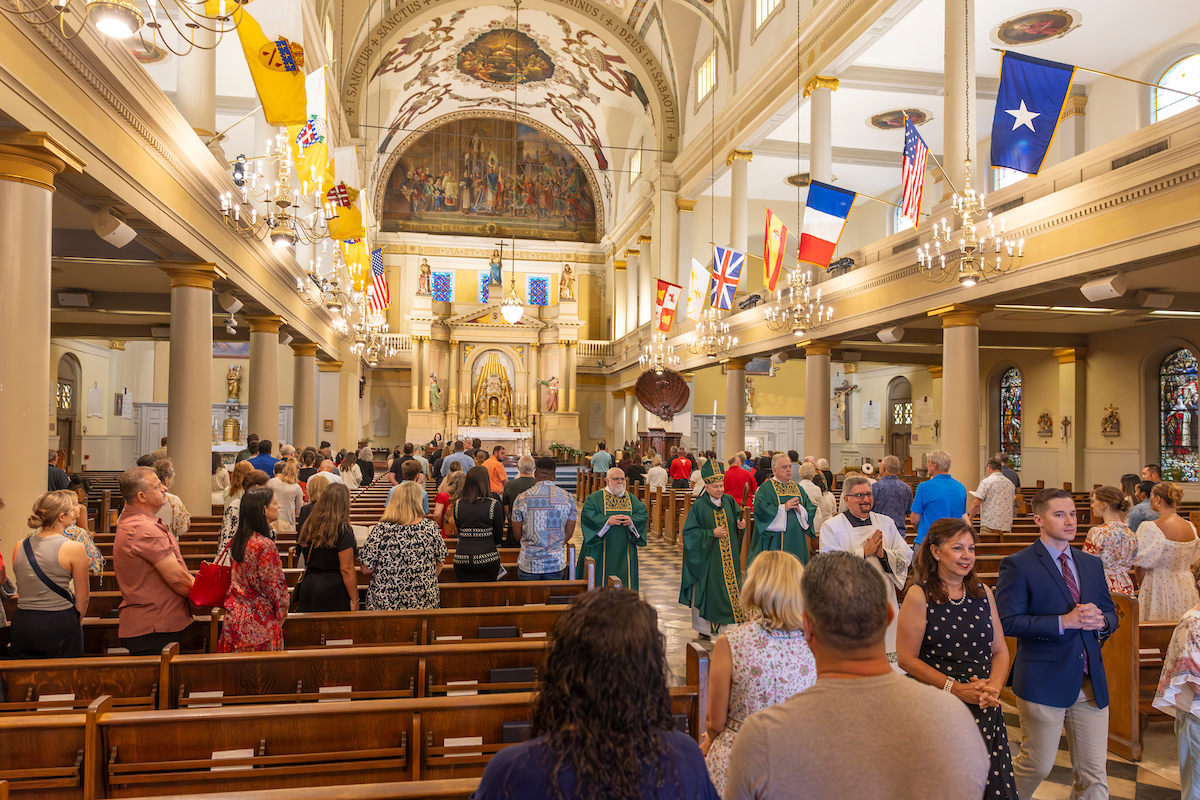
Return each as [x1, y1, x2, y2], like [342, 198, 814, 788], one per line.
[877, 326, 905, 344]
[93, 209, 137, 248]
[1080, 274, 1126, 302]
[1135, 290, 1174, 309]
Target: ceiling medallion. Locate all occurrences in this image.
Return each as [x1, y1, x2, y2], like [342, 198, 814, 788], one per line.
[457, 29, 555, 85]
[990, 9, 1082, 47]
[867, 109, 933, 130]
[784, 173, 836, 188]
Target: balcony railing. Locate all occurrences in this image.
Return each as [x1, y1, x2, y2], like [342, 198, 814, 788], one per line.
[577, 340, 615, 358]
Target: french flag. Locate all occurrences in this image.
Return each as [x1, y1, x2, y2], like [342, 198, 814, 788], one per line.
[798, 181, 857, 269]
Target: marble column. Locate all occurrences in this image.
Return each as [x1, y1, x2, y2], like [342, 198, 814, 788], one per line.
[1057, 92, 1088, 164]
[676, 198, 696, 291]
[804, 77, 839, 184]
[291, 342, 319, 449]
[932, 305, 988, 490]
[566, 341, 578, 413]
[420, 338, 434, 411]
[943, 0, 977, 194]
[613, 260, 628, 338]
[447, 339, 460, 433]
[724, 357, 750, 459]
[927, 366, 943, 453]
[624, 388, 637, 445]
[659, 192, 679, 300]
[527, 343, 540, 419]
[410, 336, 423, 410]
[612, 390, 626, 448]
[624, 248, 640, 333]
[726, 150, 752, 252]
[176, 23, 224, 161]
[803, 340, 838, 463]
[245, 315, 283, 443]
[0, 134, 81, 556]
[637, 234, 653, 328]
[1055, 348, 1087, 489]
[338, 358, 363, 452]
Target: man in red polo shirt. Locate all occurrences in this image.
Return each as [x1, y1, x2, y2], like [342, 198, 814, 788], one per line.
[670, 448, 693, 489]
[723, 453, 758, 510]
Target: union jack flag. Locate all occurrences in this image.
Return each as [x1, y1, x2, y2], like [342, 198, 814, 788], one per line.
[368, 248, 389, 314]
[326, 183, 350, 208]
[708, 245, 744, 310]
[295, 115, 324, 148]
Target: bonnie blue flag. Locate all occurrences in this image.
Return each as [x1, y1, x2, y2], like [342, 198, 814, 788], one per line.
[990, 51, 1077, 175]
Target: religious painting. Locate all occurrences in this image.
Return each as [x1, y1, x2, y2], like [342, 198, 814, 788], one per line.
[323, 419, 334, 432]
[214, 342, 252, 358]
[745, 357, 774, 376]
[1159, 348, 1199, 481]
[380, 117, 598, 242]
[999, 367, 1022, 469]
[1037, 411, 1053, 437]
[456, 29, 555, 85]
[992, 10, 1080, 46]
[1101, 404, 1120, 437]
[868, 108, 932, 130]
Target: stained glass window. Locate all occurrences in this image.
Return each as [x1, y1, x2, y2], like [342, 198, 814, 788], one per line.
[891, 401, 912, 425]
[478, 271, 490, 303]
[1159, 348, 1199, 481]
[431, 271, 454, 303]
[528, 275, 549, 306]
[999, 367, 1021, 469]
[56, 382, 72, 411]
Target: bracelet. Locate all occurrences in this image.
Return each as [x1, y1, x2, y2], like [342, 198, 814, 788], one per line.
[943, 678, 955, 693]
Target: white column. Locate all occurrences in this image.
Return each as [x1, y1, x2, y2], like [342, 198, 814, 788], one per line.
[727, 150, 752, 252]
[0, 134, 79, 556]
[625, 249, 640, 332]
[676, 198, 696, 291]
[566, 341, 578, 413]
[624, 388, 637, 443]
[246, 315, 283, 443]
[724, 357, 750, 459]
[805, 78, 839, 184]
[612, 390, 626, 447]
[419, 338, 432, 411]
[527, 343, 539, 417]
[338, 359, 363, 452]
[176, 24, 223, 161]
[291, 342, 319, 448]
[638, 233, 653, 327]
[613, 261, 628, 337]
[410, 336, 423, 410]
[1055, 348, 1087, 489]
[943, 0, 977, 193]
[447, 339, 460, 433]
[936, 305, 986, 490]
[1056, 92, 1088, 163]
[804, 340, 836, 462]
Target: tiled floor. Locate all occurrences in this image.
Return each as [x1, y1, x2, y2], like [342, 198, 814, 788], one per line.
[582, 524, 1185, 799]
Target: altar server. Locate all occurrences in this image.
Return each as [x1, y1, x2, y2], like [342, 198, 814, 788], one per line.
[576, 468, 648, 590]
[680, 458, 747, 636]
[751, 453, 818, 566]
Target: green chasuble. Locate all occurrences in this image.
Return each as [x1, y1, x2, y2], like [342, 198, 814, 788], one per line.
[576, 489, 649, 590]
[750, 479, 818, 566]
[679, 494, 747, 629]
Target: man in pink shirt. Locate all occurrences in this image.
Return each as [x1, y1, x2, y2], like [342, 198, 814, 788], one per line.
[113, 466, 195, 655]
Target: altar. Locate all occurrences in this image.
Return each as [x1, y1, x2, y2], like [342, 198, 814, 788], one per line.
[455, 426, 533, 455]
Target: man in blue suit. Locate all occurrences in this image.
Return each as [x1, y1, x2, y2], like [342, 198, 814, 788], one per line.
[996, 488, 1118, 800]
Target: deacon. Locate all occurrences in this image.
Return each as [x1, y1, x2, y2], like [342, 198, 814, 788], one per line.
[576, 467, 648, 590]
[679, 458, 747, 637]
[751, 453, 818, 565]
[820, 474, 912, 671]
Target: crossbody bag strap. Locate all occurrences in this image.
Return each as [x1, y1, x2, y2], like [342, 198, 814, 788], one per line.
[22, 536, 75, 605]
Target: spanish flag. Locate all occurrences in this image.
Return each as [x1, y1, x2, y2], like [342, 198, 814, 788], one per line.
[288, 68, 334, 195]
[763, 208, 788, 291]
[230, 4, 307, 127]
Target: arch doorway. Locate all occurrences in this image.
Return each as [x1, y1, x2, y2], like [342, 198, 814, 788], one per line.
[56, 354, 81, 470]
[887, 377, 913, 467]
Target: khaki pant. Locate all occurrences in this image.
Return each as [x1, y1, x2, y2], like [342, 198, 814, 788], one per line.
[980, 525, 1011, 536]
[1178, 711, 1200, 800]
[1014, 677, 1109, 800]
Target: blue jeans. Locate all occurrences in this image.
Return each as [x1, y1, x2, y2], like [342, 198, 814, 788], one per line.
[518, 567, 565, 581]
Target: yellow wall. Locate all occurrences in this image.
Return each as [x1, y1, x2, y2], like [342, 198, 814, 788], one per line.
[366, 371, 412, 451]
[690, 359, 808, 416]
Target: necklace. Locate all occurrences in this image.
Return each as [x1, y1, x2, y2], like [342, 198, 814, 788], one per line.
[947, 585, 967, 606]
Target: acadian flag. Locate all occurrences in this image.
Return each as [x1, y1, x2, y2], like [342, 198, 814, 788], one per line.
[763, 209, 788, 291]
[229, 4, 307, 127]
[686, 257, 708, 323]
[798, 181, 857, 269]
[655, 279, 683, 333]
[990, 51, 1076, 175]
[326, 183, 366, 241]
[288, 68, 334, 195]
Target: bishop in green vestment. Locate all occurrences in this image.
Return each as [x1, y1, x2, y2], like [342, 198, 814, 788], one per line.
[751, 453, 818, 566]
[576, 468, 648, 590]
[680, 458, 747, 635]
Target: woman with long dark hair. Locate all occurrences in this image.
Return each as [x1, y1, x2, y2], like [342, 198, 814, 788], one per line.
[294, 482, 359, 612]
[452, 466, 505, 582]
[472, 589, 717, 799]
[216, 486, 289, 652]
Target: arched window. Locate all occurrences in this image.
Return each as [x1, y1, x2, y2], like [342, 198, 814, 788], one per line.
[892, 204, 914, 235]
[993, 167, 1025, 191]
[1159, 348, 1199, 481]
[1154, 55, 1200, 124]
[999, 366, 1022, 469]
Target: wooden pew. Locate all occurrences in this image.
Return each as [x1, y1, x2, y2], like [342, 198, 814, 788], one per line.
[0, 711, 86, 798]
[0, 655, 161, 714]
[127, 778, 481, 800]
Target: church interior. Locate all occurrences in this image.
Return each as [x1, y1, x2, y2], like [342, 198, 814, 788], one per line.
[1, 0, 1200, 794]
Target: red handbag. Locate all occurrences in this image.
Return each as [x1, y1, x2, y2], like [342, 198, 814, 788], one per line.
[189, 540, 233, 609]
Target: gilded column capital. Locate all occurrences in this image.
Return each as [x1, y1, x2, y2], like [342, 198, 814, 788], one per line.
[611, 389, 625, 399]
[0, 132, 84, 192]
[318, 360, 343, 372]
[108, 340, 126, 351]
[843, 362, 859, 374]
[802, 76, 840, 98]
[637, 234, 652, 244]
[448, 339, 459, 347]
[158, 261, 222, 291]
[723, 357, 752, 370]
[244, 314, 284, 334]
[1053, 347, 1087, 364]
[928, 304, 991, 328]
[624, 248, 640, 258]
[799, 339, 840, 357]
[530, 341, 540, 350]
[928, 366, 943, 379]
[675, 197, 697, 212]
[623, 387, 637, 396]
[725, 148, 754, 166]
[614, 260, 627, 270]
[566, 340, 578, 349]
[1061, 94, 1088, 120]
[290, 342, 319, 357]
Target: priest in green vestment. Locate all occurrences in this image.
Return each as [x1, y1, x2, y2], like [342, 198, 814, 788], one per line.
[576, 467, 648, 590]
[679, 457, 747, 636]
[751, 452, 818, 566]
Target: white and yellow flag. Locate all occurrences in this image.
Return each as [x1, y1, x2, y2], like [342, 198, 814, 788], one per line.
[288, 68, 334, 195]
[686, 257, 709, 323]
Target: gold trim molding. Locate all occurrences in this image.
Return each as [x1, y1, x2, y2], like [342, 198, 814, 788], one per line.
[624, 248, 641, 257]
[318, 361, 343, 373]
[108, 340, 126, 351]
[380, 243, 605, 264]
[928, 366, 943, 379]
[614, 260, 627, 270]
[158, 261, 221, 291]
[803, 76, 840, 98]
[929, 304, 991, 328]
[637, 234, 652, 244]
[725, 149, 754, 166]
[1053, 347, 1087, 364]
[0, 132, 84, 193]
[245, 314, 284, 334]
[676, 197, 697, 212]
[1061, 94, 1088, 120]
[290, 342, 319, 357]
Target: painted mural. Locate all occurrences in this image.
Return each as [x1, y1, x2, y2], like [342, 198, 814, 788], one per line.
[380, 117, 598, 242]
[456, 29, 555, 85]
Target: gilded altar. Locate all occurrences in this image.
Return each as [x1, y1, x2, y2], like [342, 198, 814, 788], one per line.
[468, 351, 515, 426]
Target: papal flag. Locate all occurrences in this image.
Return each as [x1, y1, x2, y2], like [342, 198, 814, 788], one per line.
[229, 3, 307, 127]
[326, 182, 366, 241]
[686, 257, 708, 323]
[763, 208, 788, 291]
[288, 68, 334, 195]
[655, 279, 683, 333]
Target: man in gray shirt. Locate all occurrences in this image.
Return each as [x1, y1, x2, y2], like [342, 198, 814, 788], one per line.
[440, 441, 477, 477]
[1127, 480, 1160, 533]
[723, 552, 988, 800]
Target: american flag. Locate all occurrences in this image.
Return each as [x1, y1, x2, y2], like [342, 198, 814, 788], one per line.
[709, 245, 744, 310]
[901, 118, 928, 228]
[368, 248, 389, 314]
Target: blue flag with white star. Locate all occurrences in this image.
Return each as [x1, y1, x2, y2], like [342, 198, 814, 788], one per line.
[990, 51, 1076, 175]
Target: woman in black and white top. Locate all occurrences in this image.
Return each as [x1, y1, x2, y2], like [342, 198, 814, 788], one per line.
[361, 482, 447, 609]
[452, 466, 505, 582]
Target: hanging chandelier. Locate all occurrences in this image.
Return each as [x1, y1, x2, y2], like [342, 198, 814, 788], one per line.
[496, 1, 527, 327]
[765, 268, 833, 336]
[688, 308, 737, 359]
[0, 0, 248, 48]
[220, 136, 333, 248]
[639, 332, 680, 375]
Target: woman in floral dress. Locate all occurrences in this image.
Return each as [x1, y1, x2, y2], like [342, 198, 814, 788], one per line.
[1134, 482, 1200, 621]
[1082, 485, 1137, 596]
[701, 551, 816, 794]
[1153, 599, 1200, 797]
[361, 482, 447, 610]
[218, 487, 289, 652]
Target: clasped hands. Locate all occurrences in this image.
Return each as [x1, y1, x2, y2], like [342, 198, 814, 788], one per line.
[713, 518, 746, 539]
[1062, 602, 1106, 631]
[861, 530, 884, 557]
[606, 514, 633, 528]
[952, 678, 1001, 709]
[784, 497, 802, 511]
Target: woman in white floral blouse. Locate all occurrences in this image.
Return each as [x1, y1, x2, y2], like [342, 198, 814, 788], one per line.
[361, 482, 447, 611]
[153, 459, 191, 540]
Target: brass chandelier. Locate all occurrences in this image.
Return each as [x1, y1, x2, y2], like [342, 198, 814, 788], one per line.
[765, 268, 833, 336]
[220, 138, 333, 248]
[688, 307, 737, 360]
[639, 332, 680, 375]
[1, 0, 248, 49]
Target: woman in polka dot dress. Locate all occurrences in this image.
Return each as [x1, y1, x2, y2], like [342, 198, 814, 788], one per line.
[897, 518, 1017, 800]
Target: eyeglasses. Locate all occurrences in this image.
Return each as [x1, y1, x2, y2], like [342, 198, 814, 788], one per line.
[847, 492, 873, 500]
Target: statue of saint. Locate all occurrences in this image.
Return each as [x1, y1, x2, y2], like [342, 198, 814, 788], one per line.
[745, 377, 755, 415]
[539, 376, 560, 413]
[225, 365, 242, 403]
[429, 373, 442, 412]
[559, 264, 575, 300]
[488, 250, 503, 286]
[417, 259, 432, 295]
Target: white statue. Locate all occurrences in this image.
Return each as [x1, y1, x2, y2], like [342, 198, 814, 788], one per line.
[832, 377, 858, 433]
